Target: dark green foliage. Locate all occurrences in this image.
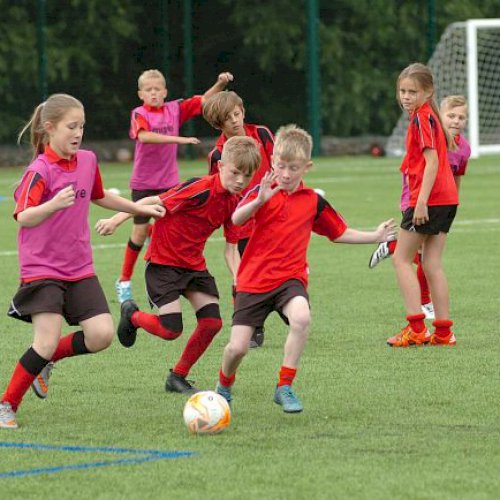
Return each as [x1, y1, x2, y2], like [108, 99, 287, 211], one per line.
[1, 0, 500, 142]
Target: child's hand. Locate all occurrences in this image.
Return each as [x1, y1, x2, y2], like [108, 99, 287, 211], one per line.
[137, 203, 166, 220]
[217, 72, 234, 86]
[257, 171, 281, 205]
[375, 218, 396, 242]
[51, 185, 76, 211]
[413, 202, 429, 225]
[95, 218, 118, 236]
[183, 137, 201, 145]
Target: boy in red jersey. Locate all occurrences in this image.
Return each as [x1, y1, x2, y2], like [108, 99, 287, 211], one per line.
[115, 69, 234, 305]
[215, 125, 395, 413]
[96, 136, 260, 394]
[203, 91, 274, 348]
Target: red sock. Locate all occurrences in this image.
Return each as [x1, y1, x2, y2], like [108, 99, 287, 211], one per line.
[119, 240, 142, 281]
[416, 262, 431, 305]
[407, 313, 426, 333]
[433, 319, 453, 337]
[51, 331, 89, 362]
[219, 369, 235, 388]
[277, 366, 297, 387]
[388, 240, 397, 254]
[2, 363, 36, 412]
[173, 317, 222, 377]
[131, 311, 182, 340]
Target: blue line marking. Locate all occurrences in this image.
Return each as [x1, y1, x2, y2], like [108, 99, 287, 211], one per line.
[0, 441, 195, 479]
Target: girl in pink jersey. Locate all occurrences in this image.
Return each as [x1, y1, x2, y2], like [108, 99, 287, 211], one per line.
[0, 94, 164, 429]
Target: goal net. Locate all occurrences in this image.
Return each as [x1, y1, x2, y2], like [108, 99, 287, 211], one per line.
[386, 19, 500, 158]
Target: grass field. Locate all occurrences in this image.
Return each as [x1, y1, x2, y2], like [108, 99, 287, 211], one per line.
[0, 155, 499, 499]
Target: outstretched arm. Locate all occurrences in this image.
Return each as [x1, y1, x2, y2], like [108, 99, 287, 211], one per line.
[137, 130, 200, 145]
[334, 219, 396, 244]
[232, 171, 280, 226]
[94, 193, 164, 236]
[201, 72, 234, 104]
[224, 242, 241, 285]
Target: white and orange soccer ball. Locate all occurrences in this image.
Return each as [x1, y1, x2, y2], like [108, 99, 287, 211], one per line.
[183, 390, 231, 435]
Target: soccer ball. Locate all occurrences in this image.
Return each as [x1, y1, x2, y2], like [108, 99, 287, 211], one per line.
[183, 391, 231, 435]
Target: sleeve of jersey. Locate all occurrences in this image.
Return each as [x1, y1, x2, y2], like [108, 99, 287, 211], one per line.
[312, 197, 348, 241]
[13, 171, 46, 219]
[260, 126, 275, 160]
[236, 185, 260, 209]
[159, 178, 207, 214]
[179, 96, 202, 125]
[207, 148, 221, 175]
[129, 111, 150, 140]
[91, 165, 105, 200]
[223, 218, 240, 244]
[415, 112, 437, 151]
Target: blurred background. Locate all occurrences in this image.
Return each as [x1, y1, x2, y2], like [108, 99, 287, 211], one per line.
[1, 0, 499, 161]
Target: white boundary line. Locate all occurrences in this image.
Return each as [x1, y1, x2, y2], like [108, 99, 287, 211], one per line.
[0, 218, 498, 257]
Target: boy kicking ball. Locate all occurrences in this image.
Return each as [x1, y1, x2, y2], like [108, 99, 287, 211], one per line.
[216, 124, 395, 413]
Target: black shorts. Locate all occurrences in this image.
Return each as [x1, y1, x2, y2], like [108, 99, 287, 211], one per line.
[132, 188, 172, 224]
[145, 263, 219, 308]
[7, 276, 110, 326]
[232, 279, 309, 328]
[400, 205, 457, 235]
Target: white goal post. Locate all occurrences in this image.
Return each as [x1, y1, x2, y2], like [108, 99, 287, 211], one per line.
[386, 18, 500, 158]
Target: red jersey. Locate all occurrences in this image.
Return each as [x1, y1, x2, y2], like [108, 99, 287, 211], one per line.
[236, 183, 347, 293]
[145, 174, 240, 271]
[207, 124, 274, 240]
[402, 102, 458, 207]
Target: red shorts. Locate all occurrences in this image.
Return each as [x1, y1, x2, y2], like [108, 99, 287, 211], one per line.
[145, 263, 219, 308]
[232, 279, 309, 328]
[7, 276, 110, 326]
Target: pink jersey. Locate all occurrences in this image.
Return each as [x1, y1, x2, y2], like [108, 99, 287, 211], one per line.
[15, 150, 102, 281]
[129, 101, 181, 190]
[448, 134, 471, 176]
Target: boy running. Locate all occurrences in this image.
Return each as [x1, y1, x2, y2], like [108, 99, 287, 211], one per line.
[96, 136, 260, 394]
[216, 125, 395, 413]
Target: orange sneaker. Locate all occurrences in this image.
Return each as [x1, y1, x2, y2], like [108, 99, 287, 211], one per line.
[387, 326, 430, 347]
[429, 332, 456, 346]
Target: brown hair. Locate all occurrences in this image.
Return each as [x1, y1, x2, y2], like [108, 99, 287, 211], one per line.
[138, 69, 166, 89]
[18, 94, 84, 160]
[397, 63, 453, 150]
[274, 124, 312, 161]
[221, 136, 260, 176]
[203, 91, 244, 129]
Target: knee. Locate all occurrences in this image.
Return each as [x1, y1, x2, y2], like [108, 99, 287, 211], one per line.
[159, 313, 183, 340]
[225, 339, 249, 360]
[289, 310, 311, 333]
[196, 304, 222, 336]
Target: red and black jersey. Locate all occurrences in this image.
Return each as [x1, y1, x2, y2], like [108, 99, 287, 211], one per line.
[236, 183, 347, 293]
[403, 102, 458, 207]
[207, 124, 274, 239]
[145, 174, 240, 271]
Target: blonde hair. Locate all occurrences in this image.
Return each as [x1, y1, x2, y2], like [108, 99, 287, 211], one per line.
[397, 63, 453, 150]
[440, 95, 468, 112]
[138, 69, 166, 89]
[18, 94, 84, 160]
[221, 136, 260, 176]
[274, 124, 312, 161]
[203, 91, 244, 129]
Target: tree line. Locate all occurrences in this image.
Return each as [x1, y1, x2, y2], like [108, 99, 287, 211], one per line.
[1, 0, 498, 144]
